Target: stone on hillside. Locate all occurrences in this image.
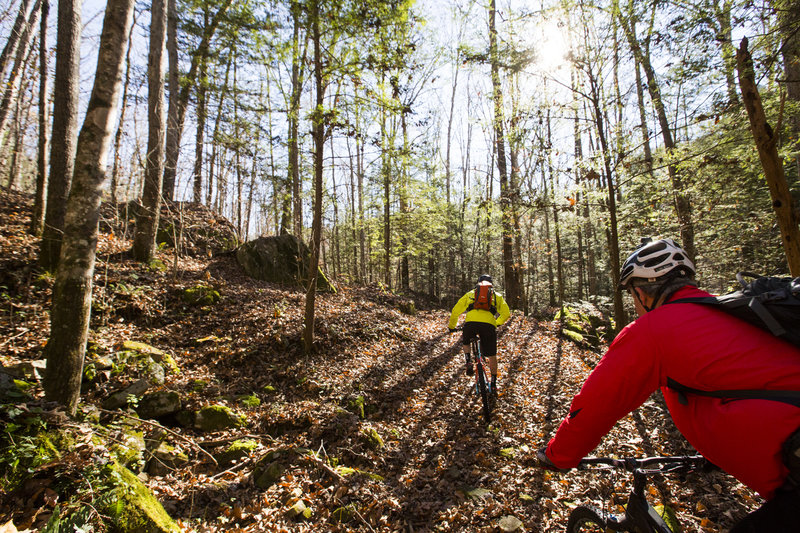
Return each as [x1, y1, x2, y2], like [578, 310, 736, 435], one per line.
[499, 515, 524, 532]
[181, 284, 221, 306]
[194, 404, 247, 432]
[215, 439, 258, 468]
[104, 462, 182, 532]
[236, 234, 334, 292]
[285, 499, 312, 520]
[253, 460, 285, 489]
[121, 341, 180, 375]
[136, 391, 181, 419]
[147, 442, 190, 476]
[103, 379, 151, 410]
[4, 359, 47, 381]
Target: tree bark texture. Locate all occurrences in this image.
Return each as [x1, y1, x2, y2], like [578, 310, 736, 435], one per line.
[30, 0, 49, 236]
[39, 0, 81, 271]
[132, 0, 167, 262]
[303, 0, 323, 354]
[737, 38, 800, 275]
[0, 0, 33, 91]
[162, 0, 233, 200]
[44, 0, 134, 414]
[489, 0, 520, 308]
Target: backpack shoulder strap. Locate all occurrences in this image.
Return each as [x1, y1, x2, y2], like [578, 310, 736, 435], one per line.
[666, 377, 800, 408]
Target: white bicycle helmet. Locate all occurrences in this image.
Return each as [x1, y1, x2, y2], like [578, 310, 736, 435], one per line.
[619, 238, 695, 289]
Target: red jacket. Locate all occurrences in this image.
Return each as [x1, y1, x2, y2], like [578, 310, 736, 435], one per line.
[545, 285, 800, 499]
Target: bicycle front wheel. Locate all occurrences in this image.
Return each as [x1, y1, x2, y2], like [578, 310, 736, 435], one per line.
[567, 506, 615, 533]
[476, 362, 490, 423]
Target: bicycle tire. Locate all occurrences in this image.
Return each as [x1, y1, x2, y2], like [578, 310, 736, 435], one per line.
[566, 506, 614, 532]
[476, 361, 491, 423]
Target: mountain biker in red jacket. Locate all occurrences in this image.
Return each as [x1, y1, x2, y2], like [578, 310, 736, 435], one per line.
[537, 238, 800, 532]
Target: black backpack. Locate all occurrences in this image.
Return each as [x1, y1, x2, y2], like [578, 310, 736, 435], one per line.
[666, 272, 800, 407]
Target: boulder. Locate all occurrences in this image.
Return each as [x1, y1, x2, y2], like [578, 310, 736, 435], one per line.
[136, 391, 181, 420]
[104, 462, 182, 532]
[194, 404, 247, 432]
[236, 234, 334, 292]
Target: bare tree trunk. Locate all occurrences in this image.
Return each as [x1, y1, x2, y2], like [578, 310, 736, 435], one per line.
[737, 38, 800, 275]
[0, 0, 40, 141]
[193, 5, 209, 204]
[288, 0, 307, 238]
[713, 0, 738, 105]
[162, 0, 233, 200]
[29, 0, 48, 235]
[6, 35, 36, 189]
[43, 0, 134, 414]
[208, 56, 231, 209]
[39, 0, 81, 271]
[132, 0, 167, 262]
[0, 0, 33, 96]
[619, 0, 695, 261]
[303, 0, 324, 354]
[488, 0, 519, 308]
[110, 9, 136, 206]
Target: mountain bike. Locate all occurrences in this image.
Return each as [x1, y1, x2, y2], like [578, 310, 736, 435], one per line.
[566, 454, 707, 533]
[452, 325, 492, 423]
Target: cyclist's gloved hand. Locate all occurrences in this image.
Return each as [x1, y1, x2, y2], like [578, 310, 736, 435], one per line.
[537, 447, 569, 472]
[448, 327, 456, 333]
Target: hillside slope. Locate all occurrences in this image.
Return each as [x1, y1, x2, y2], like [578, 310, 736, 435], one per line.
[0, 188, 756, 532]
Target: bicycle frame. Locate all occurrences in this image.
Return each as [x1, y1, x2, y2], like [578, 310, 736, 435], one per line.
[571, 456, 705, 533]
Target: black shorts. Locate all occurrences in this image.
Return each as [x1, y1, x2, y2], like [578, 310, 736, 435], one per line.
[462, 321, 497, 358]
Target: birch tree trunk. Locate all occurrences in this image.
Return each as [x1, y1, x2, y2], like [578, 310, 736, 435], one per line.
[132, 0, 167, 262]
[43, 0, 134, 414]
[39, 0, 81, 271]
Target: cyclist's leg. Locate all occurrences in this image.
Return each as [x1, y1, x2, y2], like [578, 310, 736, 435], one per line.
[729, 487, 799, 533]
[476, 323, 499, 389]
[462, 322, 478, 375]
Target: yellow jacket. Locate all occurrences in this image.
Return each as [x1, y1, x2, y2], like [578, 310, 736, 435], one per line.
[448, 287, 511, 329]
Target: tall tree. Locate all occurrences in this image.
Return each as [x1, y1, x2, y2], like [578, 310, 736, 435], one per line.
[43, 0, 134, 414]
[162, 0, 234, 200]
[303, 0, 324, 354]
[29, 0, 48, 236]
[488, 0, 521, 308]
[617, 0, 696, 261]
[737, 38, 800, 275]
[39, 0, 81, 271]
[132, 0, 168, 262]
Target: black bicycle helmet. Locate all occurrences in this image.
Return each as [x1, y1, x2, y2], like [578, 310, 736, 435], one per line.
[477, 274, 493, 284]
[619, 238, 694, 289]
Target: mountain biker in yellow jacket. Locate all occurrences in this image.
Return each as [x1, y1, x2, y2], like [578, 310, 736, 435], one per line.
[448, 274, 511, 392]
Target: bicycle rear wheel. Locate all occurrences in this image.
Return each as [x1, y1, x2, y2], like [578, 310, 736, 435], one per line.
[476, 361, 490, 423]
[567, 506, 615, 532]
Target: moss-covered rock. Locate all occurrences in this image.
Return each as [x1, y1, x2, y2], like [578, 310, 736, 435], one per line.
[216, 439, 258, 468]
[181, 285, 221, 306]
[146, 442, 189, 476]
[104, 462, 182, 532]
[236, 234, 335, 292]
[194, 404, 247, 432]
[360, 426, 384, 450]
[252, 460, 285, 489]
[136, 391, 181, 420]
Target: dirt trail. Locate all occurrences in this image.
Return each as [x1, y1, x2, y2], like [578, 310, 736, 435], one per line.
[0, 188, 758, 532]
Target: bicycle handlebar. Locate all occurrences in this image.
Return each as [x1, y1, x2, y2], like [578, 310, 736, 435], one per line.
[577, 455, 706, 473]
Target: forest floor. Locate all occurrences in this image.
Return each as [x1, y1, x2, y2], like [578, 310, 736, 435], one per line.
[0, 187, 759, 532]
